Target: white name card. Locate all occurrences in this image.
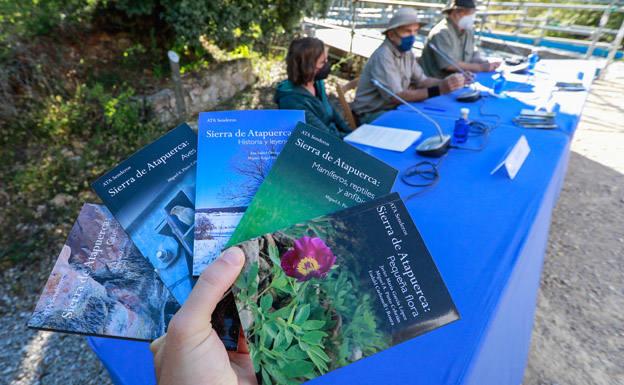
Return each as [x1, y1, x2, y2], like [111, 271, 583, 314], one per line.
[491, 135, 531, 179]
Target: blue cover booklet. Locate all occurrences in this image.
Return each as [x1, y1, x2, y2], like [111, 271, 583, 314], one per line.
[193, 110, 304, 275]
[92, 123, 197, 304]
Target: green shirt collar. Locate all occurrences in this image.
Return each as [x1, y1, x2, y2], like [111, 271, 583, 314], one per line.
[446, 16, 465, 37]
[383, 37, 405, 58]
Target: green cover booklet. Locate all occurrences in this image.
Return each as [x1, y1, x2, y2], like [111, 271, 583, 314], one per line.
[232, 193, 459, 384]
[227, 122, 398, 246]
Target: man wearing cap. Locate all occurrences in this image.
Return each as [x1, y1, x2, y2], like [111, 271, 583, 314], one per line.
[352, 7, 465, 125]
[420, 0, 500, 79]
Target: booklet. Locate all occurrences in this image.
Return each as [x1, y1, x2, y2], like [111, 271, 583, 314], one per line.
[28, 204, 178, 341]
[193, 110, 305, 276]
[227, 122, 398, 247]
[29, 204, 240, 349]
[91, 123, 197, 304]
[232, 193, 459, 384]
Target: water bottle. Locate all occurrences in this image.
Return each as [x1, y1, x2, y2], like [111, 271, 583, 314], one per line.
[493, 72, 506, 95]
[527, 48, 540, 71]
[453, 108, 470, 144]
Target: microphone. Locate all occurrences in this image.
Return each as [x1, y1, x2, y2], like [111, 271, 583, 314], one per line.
[371, 78, 450, 157]
[429, 43, 481, 102]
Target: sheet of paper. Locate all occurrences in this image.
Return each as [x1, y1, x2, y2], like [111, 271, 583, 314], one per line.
[344, 124, 422, 152]
[491, 135, 531, 179]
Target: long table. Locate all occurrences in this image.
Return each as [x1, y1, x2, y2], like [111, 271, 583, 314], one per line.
[87, 60, 597, 385]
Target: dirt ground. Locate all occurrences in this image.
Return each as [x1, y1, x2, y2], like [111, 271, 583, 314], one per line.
[1, 62, 622, 385]
[523, 63, 624, 385]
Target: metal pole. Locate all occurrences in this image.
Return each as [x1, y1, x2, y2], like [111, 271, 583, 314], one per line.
[515, 0, 528, 38]
[168, 50, 187, 122]
[601, 17, 624, 80]
[586, 0, 615, 58]
[349, 0, 357, 54]
[535, 7, 551, 46]
[478, 0, 492, 47]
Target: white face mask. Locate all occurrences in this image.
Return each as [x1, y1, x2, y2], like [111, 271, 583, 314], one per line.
[458, 13, 476, 30]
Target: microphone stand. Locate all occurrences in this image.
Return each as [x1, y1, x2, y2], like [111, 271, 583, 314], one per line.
[429, 43, 482, 102]
[371, 79, 451, 157]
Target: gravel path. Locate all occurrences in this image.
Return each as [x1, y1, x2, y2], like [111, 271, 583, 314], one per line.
[1, 63, 622, 385]
[1, 259, 113, 385]
[523, 63, 624, 385]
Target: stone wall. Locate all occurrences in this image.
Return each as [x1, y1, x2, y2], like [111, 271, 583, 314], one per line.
[142, 58, 257, 124]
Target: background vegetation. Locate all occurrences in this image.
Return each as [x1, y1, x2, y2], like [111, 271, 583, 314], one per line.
[1, 0, 621, 270]
[485, 0, 624, 44]
[0, 0, 330, 269]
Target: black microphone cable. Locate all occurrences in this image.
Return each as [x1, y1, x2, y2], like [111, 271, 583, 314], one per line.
[401, 153, 447, 200]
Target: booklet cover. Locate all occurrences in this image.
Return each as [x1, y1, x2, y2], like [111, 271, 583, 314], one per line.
[91, 123, 197, 304]
[193, 110, 305, 276]
[28, 204, 240, 349]
[232, 193, 459, 384]
[28, 204, 178, 341]
[227, 122, 398, 247]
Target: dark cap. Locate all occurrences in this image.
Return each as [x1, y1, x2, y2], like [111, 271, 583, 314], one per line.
[442, 0, 477, 13]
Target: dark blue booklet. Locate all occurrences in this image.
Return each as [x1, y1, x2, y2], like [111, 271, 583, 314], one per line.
[28, 204, 178, 341]
[91, 123, 197, 304]
[193, 110, 305, 275]
[232, 192, 459, 384]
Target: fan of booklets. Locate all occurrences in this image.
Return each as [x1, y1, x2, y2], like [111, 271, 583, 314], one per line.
[30, 110, 459, 384]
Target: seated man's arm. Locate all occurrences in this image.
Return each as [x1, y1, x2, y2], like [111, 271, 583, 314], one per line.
[402, 58, 465, 101]
[394, 74, 464, 101]
[368, 47, 465, 104]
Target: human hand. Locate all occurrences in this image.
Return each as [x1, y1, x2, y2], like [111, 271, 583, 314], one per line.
[440, 73, 465, 94]
[150, 247, 257, 385]
[463, 71, 475, 84]
[480, 61, 501, 72]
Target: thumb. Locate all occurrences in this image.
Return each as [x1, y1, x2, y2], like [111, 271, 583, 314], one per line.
[168, 247, 245, 339]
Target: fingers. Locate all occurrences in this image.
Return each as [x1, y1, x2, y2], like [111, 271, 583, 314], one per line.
[150, 335, 166, 354]
[455, 74, 465, 88]
[168, 247, 245, 339]
[150, 335, 166, 379]
[229, 352, 258, 385]
[446, 74, 464, 91]
[463, 71, 475, 84]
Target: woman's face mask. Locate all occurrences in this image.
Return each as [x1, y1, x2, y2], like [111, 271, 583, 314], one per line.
[314, 60, 331, 81]
[458, 13, 476, 30]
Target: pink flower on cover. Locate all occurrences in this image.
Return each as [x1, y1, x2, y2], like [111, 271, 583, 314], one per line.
[281, 236, 336, 282]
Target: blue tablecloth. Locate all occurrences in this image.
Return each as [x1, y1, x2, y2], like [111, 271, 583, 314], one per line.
[88, 60, 596, 385]
[399, 60, 597, 136]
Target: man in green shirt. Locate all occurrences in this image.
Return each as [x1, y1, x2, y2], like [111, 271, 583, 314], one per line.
[420, 0, 500, 79]
[352, 7, 465, 125]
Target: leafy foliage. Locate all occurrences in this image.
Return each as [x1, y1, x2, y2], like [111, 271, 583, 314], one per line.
[0, 82, 161, 266]
[235, 235, 388, 384]
[489, 1, 624, 47]
[0, 0, 330, 52]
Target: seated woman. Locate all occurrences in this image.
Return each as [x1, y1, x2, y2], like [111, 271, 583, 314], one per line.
[275, 37, 351, 137]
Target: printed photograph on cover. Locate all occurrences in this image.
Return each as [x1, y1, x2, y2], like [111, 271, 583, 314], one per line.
[232, 193, 459, 384]
[193, 110, 304, 275]
[28, 203, 178, 341]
